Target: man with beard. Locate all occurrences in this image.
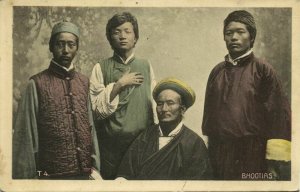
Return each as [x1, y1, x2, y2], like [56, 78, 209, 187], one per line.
[117, 78, 212, 180]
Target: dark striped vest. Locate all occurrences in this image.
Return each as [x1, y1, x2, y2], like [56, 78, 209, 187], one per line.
[31, 61, 92, 177]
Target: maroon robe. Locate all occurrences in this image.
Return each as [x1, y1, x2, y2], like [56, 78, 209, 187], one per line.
[202, 53, 291, 180]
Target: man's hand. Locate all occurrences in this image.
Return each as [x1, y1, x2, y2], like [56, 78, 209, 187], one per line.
[89, 168, 103, 180]
[110, 70, 144, 102]
[267, 160, 291, 180]
[117, 70, 144, 88]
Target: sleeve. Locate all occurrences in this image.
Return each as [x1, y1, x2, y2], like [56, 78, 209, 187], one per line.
[89, 63, 119, 120]
[184, 137, 213, 180]
[149, 62, 158, 124]
[87, 96, 102, 179]
[12, 80, 39, 179]
[88, 96, 101, 171]
[117, 134, 143, 179]
[266, 139, 291, 161]
[262, 64, 291, 161]
[201, 65, 220, 136]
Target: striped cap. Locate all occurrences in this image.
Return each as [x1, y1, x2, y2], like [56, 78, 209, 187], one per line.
[51, 20, 80, 38]
[224, 10, 256, 40]
[153, 77, 196, 108]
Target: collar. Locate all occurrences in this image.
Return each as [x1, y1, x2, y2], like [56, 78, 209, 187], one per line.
[226, 49, 253, 65]
[158, 121, 184, 137]
[225, 50, 254, 67]
[48, 60, 75, 79]
[113, 52, 135, 64]
[51, 59, 75, 71]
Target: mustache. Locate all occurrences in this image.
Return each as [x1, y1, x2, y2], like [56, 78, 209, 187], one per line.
[59, 56, 72, 62]
[60, 56, 71, 59]
[229, 43, 241, 46]
[158, 112, 171, 116]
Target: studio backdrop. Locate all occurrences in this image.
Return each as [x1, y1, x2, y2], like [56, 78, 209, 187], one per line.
[13, 7, 291, 137]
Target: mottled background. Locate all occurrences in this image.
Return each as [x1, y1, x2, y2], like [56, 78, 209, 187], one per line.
[13, 7, 291, 138]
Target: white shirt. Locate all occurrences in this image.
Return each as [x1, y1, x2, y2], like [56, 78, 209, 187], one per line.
[158, 121, 183, 150]
[89, 53, 158, 123]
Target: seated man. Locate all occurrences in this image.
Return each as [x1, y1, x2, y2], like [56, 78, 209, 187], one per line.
[117, 78, 212, 180]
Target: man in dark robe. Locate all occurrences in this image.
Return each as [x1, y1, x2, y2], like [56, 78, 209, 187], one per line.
[117, 78, 212, 180]
[202, 10, 291, 180]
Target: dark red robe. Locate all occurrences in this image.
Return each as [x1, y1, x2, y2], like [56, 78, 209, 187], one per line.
[202, 53, 291, 180]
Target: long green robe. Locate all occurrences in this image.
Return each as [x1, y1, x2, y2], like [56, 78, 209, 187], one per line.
[96, 55, 154, 179]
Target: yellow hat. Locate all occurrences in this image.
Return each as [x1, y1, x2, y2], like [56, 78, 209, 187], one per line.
[153, 77, 196, 108]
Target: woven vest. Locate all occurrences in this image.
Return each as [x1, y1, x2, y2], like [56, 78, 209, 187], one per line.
[99, 55, 153, 138]
[31, 62, 92, 177]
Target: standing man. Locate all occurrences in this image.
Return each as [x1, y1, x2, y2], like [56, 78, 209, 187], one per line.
[90, 12, 156, 179]
[13, 21, 101, 179]
[118, 78, 212, 180]
[202, 10, 291, 180]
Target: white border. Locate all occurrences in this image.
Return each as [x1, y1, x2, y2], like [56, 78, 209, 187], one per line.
[0, 0, 299, 191]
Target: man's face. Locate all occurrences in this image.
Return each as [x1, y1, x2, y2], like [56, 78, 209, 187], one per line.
[110, 22, 136, 52]
[51, 32, 78, 68]
[156, 89, 186, 123]
[224, 21, 252, 59]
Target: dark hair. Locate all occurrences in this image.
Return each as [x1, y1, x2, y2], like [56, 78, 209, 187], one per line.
[49, 33, 79, 52]
[106, 12, 139, 47]
[223, 10, 256, 48]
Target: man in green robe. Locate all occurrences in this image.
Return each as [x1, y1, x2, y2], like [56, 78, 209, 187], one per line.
[90, 12, 156, 179]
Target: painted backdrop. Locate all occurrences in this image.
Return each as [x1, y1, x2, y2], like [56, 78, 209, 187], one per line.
[13, 7, 291, 138]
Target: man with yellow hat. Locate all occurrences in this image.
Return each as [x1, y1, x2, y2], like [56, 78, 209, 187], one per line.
[13, 21, 101, 179]
[117, 78, 212, 179]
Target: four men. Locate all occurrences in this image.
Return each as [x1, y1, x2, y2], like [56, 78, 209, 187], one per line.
[13, 11, 291, 181]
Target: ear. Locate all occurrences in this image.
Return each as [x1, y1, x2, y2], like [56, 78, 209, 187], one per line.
[250, 38, 255, 46]
[134, 37, 137, 45]
[49, 45, 53, 53]
[180, 105, 187, 115]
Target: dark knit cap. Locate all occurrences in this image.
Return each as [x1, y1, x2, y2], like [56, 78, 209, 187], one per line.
[224, 10, 256, 46]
